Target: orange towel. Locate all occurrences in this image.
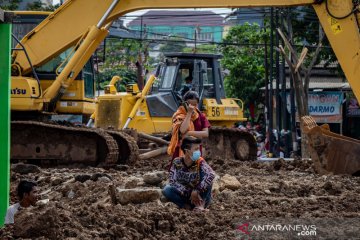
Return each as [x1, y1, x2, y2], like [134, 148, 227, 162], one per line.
[167, 106, 199, 155]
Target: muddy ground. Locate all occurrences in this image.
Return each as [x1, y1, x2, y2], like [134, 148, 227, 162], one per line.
[1, 156, 360, 240]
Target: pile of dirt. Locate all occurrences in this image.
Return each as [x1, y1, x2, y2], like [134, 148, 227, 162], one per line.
[1, 157, 360, 239]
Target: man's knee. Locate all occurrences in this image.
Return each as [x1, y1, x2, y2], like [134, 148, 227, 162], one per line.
[162, 185, 176, 198]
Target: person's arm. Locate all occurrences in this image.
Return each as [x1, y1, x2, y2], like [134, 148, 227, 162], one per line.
[186, 128, 209, 138]
[169, 163, 188, 195]
[180, 105, 195, 134]
[4, 205, 15, 225]
[185, 112, 210, 138]
[196, 161, 215, 192]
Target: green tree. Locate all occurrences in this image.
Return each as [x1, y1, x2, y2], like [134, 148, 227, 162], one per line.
[26, 0, 60, 11]
[220, 23, 268, 105]
[0, 0, 20, 10]
[97, 67, 137, 90]
[290, 7, 341, 75]
[98, 38, 150, 90]
[159, 35, 186, 54]
[183, 44, 219, 54]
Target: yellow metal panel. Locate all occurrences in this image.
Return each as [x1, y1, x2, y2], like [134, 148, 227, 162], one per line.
[313, 1, 360, 101]
[151, 118, 173, 133]
[11, 76, 42, 111]
[95, 96, 122, 129]
[40, 79, 96, 114]
[11, 76, 41, 98]
[95, 92, 137, 130]
[11, 98, 43, 111]
[41, 80, 84, 100]
[203, 98, 247, 122]
[55, 101, 95, 115]
[127, 100, 156, 133]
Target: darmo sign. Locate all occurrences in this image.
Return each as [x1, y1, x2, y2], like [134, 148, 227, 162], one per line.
[308, 92, 342, 116]
[287, 92, 343, 116]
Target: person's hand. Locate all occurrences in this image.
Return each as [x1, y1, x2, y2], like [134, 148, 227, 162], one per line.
[190, 190, 203, 206]
[187, 104, 195, 115]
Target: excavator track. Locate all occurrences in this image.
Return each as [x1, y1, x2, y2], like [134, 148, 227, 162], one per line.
[105, 130, 139, 165]
[11, 121, 138, 166]
[203, 127, 257, 161]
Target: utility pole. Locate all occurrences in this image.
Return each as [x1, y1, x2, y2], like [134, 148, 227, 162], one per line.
[280, 10, 287, 131]
[194, 26, 200, 53]
[194, 28, 197, 53]
[269, 7, 274, 156]
[264, 28, 269, 144]
[137, 15, 144, 89]
[275, 8, 281, 135]
[0, 9, 13, 227]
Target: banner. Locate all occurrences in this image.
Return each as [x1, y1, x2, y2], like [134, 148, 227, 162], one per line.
[286, 92, 343, 123]
[308, 92, 342, 116]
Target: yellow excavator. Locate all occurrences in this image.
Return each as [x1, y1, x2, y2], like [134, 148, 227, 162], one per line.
[9, 0, 360, 174]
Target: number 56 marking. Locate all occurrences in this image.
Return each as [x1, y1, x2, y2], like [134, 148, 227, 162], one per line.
[211, 107, 220, 117]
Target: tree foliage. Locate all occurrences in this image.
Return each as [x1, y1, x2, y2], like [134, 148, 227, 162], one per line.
[290, 7, 341, 75]
[97, 67, 137, 91]
[159, 35, 186, 54]
[26, 0, 60, 11]
[97, 38, 148, 90]
[0, 0, 60, 10]
[220, 23, 268, 105]
[183, 44, 219, 54]
[0, 0, 20, 10]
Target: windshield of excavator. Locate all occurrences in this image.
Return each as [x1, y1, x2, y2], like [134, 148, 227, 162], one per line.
[35, 48, 74, 73]
[161, 65, 177, 89]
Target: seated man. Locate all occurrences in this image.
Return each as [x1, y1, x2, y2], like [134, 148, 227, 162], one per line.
[4, 180, 38, 224]
[163, 136, 215, 211]
[179, 76, 193, 96]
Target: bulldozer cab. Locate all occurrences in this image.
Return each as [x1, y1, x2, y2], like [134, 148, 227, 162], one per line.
[153, 53, 226, 112]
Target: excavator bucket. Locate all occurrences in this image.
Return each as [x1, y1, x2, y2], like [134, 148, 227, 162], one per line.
[302, 116, 360, 175]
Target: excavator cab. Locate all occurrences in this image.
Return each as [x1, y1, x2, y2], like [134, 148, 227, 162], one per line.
[150, 52, 243, 127]
[159, 53, 224, 103]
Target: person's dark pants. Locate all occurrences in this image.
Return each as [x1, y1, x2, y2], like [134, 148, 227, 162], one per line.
[162, 185, 212, 209]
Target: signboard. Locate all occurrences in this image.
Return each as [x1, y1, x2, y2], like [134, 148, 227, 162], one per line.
[287, 92, 343, 123]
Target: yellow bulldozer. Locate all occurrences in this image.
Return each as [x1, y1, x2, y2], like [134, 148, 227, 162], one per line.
[92, 52, 257, 161]
[8, 0, 360, 175]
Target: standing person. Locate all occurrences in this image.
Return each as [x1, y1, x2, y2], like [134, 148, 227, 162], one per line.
[4, 180, 38, 225]
[167, 91, 210, 163]
[163, 136, 215, 211]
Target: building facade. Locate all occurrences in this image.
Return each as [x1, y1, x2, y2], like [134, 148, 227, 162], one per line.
[127, 10, 224, 43]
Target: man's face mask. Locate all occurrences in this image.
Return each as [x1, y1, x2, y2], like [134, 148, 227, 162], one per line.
[190, 150, 201, 161]
[185, 83, 192, 89]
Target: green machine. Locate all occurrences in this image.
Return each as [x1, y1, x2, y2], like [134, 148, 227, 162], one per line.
[0, 9, 12, 227]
